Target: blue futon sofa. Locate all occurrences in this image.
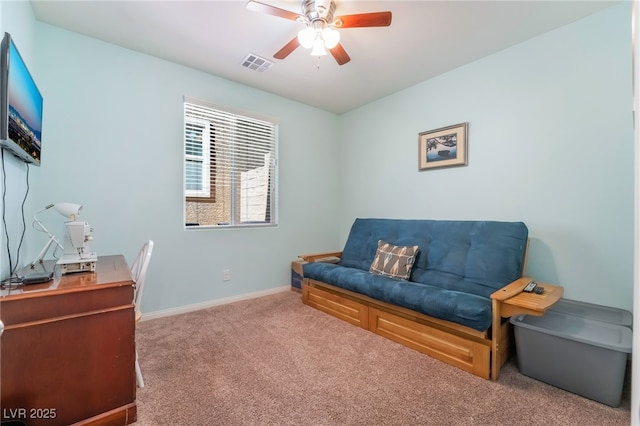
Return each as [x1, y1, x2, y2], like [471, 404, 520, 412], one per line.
[301, 218, 530, 380]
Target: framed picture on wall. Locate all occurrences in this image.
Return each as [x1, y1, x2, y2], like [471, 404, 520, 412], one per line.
[418, 122, 468, 171]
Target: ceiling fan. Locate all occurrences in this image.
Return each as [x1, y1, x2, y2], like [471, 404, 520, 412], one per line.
[247, 0, 392, 65]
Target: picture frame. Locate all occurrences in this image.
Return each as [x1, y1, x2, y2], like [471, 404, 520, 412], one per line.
[418, 122, 468, 171]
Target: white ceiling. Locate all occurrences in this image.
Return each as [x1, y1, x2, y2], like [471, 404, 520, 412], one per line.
[30, 0, 618, 114]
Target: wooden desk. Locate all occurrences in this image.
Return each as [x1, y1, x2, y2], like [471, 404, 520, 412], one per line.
[489, 277, 563, 380]
[0, 255, 137, 425]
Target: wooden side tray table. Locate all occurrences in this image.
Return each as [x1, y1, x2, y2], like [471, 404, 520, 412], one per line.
[495, 277, 564, 318]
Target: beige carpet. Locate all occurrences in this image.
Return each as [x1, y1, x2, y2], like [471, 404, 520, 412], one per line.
[135, 291, 630, 425]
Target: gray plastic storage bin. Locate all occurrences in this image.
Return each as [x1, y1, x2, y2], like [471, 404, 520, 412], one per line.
[549, 298, 632, 328]
[511, 311, 632, 407]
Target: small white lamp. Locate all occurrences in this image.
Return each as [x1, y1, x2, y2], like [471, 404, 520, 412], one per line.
[30, 203, 82, 268]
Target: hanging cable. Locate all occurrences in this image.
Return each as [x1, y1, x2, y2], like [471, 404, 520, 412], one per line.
[1, 149, 13, 279]
[13, 162, 29, 276]
[0, 150, 31, 286]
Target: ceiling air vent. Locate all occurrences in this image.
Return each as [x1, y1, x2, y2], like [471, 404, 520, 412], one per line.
[241, 54, 273, 72]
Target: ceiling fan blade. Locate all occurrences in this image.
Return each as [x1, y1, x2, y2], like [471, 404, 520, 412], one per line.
[334, 11, 392, 28]
[246, 1, 302, 21]
[274, 37, 300, 60]
[330, 43, 351, 65]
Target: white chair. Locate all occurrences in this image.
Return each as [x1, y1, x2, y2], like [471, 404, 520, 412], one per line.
[131, 240, 154, 388]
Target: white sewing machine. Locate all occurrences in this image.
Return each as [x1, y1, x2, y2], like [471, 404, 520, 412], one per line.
[56, 221, 97, 274]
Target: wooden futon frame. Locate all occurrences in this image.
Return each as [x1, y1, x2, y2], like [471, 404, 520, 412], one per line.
[299, 252, 562, 381]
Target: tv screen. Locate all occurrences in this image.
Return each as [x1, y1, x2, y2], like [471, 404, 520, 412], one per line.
[0, 32, 43, 166]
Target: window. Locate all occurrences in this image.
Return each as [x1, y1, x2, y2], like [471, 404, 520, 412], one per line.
[184, 98, 278, 228]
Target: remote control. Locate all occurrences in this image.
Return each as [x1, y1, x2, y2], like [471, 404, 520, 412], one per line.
[534, 286, 545, 294]
[523, 281, 537, 293]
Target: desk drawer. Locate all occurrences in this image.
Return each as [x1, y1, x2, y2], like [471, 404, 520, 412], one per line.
[0, 284, 133, 326]
[1, 307, 135, 425]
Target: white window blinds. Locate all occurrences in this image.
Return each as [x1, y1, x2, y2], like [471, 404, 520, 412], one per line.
[184, 100, 277, 228]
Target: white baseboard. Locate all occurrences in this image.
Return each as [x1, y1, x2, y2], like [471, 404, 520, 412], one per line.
[140, 285, 291, 322]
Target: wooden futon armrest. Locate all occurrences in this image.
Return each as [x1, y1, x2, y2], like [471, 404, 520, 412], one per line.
[489, 276, 563, 380]
[491, 277, 534, 302]
[298, 252, 343, 263]
[491, 276, 564, 318]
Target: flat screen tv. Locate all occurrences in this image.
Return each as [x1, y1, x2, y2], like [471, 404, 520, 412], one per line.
[0, 32, 43, 166]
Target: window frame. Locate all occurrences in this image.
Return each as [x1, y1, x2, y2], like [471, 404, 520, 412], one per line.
[183, 97, 278, 229]
[184, 117, 212, 199]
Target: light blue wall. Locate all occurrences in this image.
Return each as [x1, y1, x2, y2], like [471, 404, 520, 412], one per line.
[24, 22, 342, 314]
[339, 3, 633, 311]
[0, 2, 633, 314]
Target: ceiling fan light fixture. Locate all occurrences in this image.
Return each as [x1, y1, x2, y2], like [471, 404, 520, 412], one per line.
[298, 27, 315, 49]
[247, 0, 391, 66]
[310, 37, 327, 56]
[322, 27, 340, 49]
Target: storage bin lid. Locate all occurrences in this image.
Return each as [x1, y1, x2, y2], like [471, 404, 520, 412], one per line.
[549, 298, 633, 328]
[510, 311, 632, 353]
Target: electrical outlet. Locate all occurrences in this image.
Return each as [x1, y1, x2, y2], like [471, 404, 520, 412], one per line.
[223, 269, 231, 281]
